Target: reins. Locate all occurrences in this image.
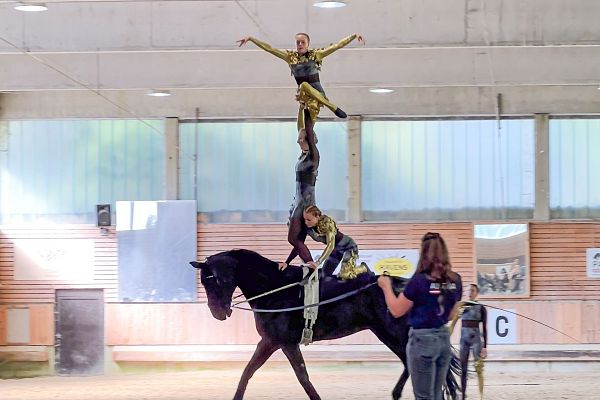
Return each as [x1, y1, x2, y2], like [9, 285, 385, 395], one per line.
[231, 281, 378, 313]
[231, 280, 307, 307]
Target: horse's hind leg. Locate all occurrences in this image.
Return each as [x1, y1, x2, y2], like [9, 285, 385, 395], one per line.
[233, 339, 278, 400]
[280, 344, 321, 400]
[393, 368, 410, 400]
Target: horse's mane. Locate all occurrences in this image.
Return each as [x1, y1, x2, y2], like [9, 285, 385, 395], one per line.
[208, 248, 297, 294]
[209, 248, 275, 265]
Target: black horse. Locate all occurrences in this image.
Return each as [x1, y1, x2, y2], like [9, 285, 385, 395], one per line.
[191, 249, 459, 400]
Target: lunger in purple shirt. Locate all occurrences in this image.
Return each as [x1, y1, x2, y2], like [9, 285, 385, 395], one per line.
[378, 232, 462, 400]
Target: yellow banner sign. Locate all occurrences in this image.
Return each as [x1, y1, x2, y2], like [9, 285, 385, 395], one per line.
[373, 257, 416, 277]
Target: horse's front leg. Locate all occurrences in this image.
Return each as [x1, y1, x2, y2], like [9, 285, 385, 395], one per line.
[233, 338, 278, 400]
[280, 344, 321, 400]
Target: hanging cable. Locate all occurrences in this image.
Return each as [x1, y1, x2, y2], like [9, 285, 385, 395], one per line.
[480, 0, 507, 216]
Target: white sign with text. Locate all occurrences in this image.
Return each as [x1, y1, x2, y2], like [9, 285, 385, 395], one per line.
[14, 239, 95, 282]
[487, 308, 517, 344]
[586, 248, 600, 278]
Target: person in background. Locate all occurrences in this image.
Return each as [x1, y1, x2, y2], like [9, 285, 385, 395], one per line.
[455, 283, 487, 400]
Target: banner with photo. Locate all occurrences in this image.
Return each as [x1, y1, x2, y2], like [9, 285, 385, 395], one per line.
[311, 249, 419, 278]
[587, 248, 600, 278]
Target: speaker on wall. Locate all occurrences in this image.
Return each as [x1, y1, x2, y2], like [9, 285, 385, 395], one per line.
[96, 204, 111, 227]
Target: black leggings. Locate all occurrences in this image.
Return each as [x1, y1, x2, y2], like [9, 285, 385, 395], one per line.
[285, 111, 317, 265]
[287, 217, 312, 263]
[460, 327, 482, 399]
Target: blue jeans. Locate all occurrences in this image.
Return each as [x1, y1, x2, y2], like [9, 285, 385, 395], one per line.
[407, 326, 452, 400]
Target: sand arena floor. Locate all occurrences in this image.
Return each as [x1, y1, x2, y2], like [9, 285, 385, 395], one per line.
[1, 363, 598, 400]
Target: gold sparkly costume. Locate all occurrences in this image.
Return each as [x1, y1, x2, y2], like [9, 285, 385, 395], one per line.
[247, 35, 358, 130]
[307, 215, 368, 280]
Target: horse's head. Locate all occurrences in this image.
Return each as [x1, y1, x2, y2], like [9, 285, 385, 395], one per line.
[190, 252, 239, 321]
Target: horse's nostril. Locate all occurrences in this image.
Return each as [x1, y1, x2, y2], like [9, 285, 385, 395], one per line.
[226, 308, 233, 317]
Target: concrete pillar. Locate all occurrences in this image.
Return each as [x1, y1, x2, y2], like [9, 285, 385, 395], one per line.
[0, 120, 8, 152]
[347, 116, 362, 223]
[165, 118, 179, 200]
[0, 120, 8, 222]
[534, 114, 550, 220]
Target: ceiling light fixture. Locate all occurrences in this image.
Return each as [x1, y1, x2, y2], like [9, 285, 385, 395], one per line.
[147, 89, 171, 97]
[313, 1, 347, 9]
[14, 2, 48, 12]
[369, 88, 394, 94]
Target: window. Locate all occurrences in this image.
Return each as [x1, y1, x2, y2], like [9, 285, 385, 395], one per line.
[0, 120, 164, 224]
[362, 119, 535, 220]
[179, 121, 348, 222]
[550, 118, 600, 218]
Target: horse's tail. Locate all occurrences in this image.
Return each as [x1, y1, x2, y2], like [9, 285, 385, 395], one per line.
[443, 346, 461, 400]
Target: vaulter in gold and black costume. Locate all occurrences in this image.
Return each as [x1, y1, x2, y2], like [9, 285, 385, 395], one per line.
[237, 32, 364, 131]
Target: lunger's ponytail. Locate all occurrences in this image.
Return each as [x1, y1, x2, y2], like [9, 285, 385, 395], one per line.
[416, 232, 455, 316]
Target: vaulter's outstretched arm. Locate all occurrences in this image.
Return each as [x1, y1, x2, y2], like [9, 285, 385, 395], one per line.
[314, 218, 337, 266]
[238, 36, 290, 63]
[317, 33, 364, 59]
